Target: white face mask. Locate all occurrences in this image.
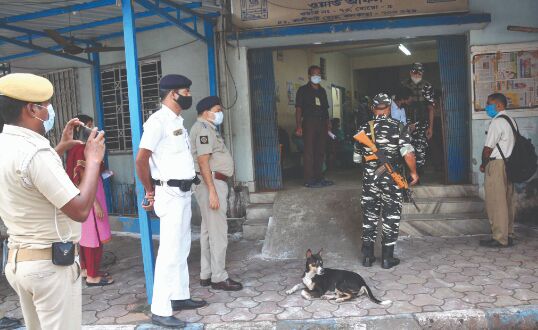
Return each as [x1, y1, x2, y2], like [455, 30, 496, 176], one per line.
[310, 75, 322, 84]
[211, 111, 224, 126]
[411, 76, 422, 84]
[33, 104, 55, 134]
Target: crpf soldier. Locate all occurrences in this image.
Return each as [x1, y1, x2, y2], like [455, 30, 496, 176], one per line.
[401, 62, 435, 172]
[190, 96, 243, 291]
[356, 93, 418, 269]
[135, 74, 206, 328]
[0, 73, 105, 329]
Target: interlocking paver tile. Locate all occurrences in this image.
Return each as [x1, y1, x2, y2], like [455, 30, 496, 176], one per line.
[494, 295, 527, 307]
[410, 294, 443, 307]
[278, 294, 312, 308]
[256, 281, 286, 292]
[305, 300, 339, 313]
[451, 282, 483, 293]
[84, 300, 111, 312]
[462, 292, 496, 304]
[469, 276, 500, 286]
[220, 307, 256, 322]
[397, 274, 427, 285]
[253, 290, 285, 303]
[383, 289, 413, 301]
[332, 303, 368, 318]
[250, 301, 284, 315]
[276, 306, 312, 320]
[440, 298, 475, 311]
[432, 287, 464, 300]
[96, 305, 128, 318]
[253, 313, 278, 322]
[499, 279, 532, 290]
[403, 284, 434, 295]
[226, 296, 259, 309]
[116, 312, 150, 324]
[513, 289, 538, 301]
[482, 284, 514, 297]
[387, 301, 422, 314]
[197, 302, 231, 316]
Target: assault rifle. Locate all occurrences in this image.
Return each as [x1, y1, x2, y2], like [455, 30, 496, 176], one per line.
[354, 131, 420, 212]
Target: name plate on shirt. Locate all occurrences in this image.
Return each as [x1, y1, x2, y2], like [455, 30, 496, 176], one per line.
[173, 129, 183, 136]
[315, 97, 321, 106]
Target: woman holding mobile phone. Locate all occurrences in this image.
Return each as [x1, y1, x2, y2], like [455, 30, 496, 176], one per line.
[66, 114, 114, 286]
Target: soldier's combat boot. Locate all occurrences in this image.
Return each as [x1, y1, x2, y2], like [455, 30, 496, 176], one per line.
[361, 242, 376, 267]
[381, 245, 400, 269]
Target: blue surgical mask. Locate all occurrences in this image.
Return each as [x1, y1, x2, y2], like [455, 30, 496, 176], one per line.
[310, 75, 322, 84]
[485, 104, 497, 118]
[212, 111, 224, 126]
[34, 104, 55, 133]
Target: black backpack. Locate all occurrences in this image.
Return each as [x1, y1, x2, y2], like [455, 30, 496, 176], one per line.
[496, 115, 537, 183]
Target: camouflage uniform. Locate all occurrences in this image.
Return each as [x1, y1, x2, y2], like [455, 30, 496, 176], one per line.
[401, 78, 433, 169]
[357, 115, 414, 247]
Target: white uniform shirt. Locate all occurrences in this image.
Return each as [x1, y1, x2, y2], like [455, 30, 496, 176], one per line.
[485, 111, 516, 159]
[139, 105, 195, 181]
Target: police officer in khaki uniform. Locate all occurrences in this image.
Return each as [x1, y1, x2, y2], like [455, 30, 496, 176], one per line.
[190, 96, 242, 291]
[0, 73, 105, 330]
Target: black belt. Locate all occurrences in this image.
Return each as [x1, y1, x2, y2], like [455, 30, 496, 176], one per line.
[489, 157, 499, 161]
[153, 177, 200, 192]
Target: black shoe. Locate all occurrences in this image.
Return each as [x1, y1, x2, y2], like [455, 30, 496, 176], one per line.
[361, 242, 376, 267]
[211, 278, 243, 291]
[151, 314, 185, 328]
[304, 180, 324, 188]
[508, 237, 514, 246]
[479, 239, 508, 248]
[318, 179, 334, 187]
[381, 245, 400, 269]
[171, 298, 207, 311]
[200, 278, 211, 287]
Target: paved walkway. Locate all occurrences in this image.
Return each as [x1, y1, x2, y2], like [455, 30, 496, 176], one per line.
[1, 224, 538, 328]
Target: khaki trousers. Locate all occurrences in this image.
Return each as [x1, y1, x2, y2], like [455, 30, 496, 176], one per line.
[484, 160, 515, 245]
[5, 258, 81, 330]
[195, 178, 229, 283]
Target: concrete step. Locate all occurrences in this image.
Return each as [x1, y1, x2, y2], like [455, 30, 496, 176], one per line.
[403, 197, 484, 215]
[412, 185, 479, 198]
[400, 212, 490, 237]
[246, 204, 272, 220]
[249, 192, 277, 204]
[242, 218, 269, 240]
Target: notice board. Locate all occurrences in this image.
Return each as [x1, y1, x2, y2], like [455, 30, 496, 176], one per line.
[231, 0, 469, 30]
[472, 50, 538, 111]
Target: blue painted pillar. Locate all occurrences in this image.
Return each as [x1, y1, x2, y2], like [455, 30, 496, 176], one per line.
[91, 52, 113, 209]
[204, 19, 217, 96]
[121, 0, 155, 304]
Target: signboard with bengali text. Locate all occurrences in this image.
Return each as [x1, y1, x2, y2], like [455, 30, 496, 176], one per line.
[231, 0, 469, 30]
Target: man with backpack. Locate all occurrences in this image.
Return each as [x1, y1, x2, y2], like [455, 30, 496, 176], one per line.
[480, 93, 517, 248]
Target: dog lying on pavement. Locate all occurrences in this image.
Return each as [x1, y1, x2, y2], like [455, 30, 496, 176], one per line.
[286, 249, 390, 305]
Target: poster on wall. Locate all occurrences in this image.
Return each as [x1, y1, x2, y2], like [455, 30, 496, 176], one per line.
[473, 50, 538, 111]
[231, 0, 469, 30]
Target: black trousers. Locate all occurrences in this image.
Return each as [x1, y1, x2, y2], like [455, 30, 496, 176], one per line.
[302, 117, 327, 183]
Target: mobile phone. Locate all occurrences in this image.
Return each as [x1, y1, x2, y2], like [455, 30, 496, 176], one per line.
[74, 125, 93, 141]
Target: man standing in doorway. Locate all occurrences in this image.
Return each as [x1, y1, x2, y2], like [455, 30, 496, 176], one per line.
[190, 96, 243, 291]
[136, 74, 207, 328]
[391, 87, 413, 124]
[479, 93, 516, 248]
[295, 65, 333, 188]
[401, 63, 435, 173]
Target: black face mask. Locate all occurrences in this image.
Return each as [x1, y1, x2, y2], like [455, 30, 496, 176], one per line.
[175, 93, 192, 110]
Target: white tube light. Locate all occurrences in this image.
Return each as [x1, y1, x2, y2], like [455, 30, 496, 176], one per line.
[398, 44, 411, 56]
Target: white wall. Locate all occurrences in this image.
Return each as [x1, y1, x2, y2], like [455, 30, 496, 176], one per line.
[468, 0, 538, 196]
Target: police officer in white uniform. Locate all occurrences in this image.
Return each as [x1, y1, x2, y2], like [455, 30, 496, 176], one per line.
[0, 73, 105, 330]
[135, 74, 206, 328]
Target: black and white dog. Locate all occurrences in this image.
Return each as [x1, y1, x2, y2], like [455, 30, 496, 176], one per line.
[286, 249, 391, 305]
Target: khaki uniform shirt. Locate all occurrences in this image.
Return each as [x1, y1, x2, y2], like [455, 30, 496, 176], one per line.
[190, 118, 234, 177]
[0, 125, 81, 249]
[139, 105, 195, 181]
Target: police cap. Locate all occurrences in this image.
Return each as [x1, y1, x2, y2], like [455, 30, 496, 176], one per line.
[159, 74, 192, 90]
[411, 62, 424, 73]
[197, 96, 221, 114]
[372, 93, 391, 108]
[0, 73, 53, 103]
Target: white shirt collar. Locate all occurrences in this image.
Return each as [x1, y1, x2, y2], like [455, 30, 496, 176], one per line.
[162, 104, 184, 122]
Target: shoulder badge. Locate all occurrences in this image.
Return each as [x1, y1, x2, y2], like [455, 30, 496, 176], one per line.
[200, 136, 209, 144]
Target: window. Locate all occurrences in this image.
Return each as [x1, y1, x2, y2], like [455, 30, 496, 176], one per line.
[101, 58, 162, 152]
[42, 68, 80, 146]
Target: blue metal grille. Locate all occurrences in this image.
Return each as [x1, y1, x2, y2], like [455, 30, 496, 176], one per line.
[437, 35, 470, 184]
[248, 49, 283, 190]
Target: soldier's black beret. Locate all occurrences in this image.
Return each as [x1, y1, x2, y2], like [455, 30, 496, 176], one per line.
[196, 96, 221, 113]
[159, 74, 192, 90]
